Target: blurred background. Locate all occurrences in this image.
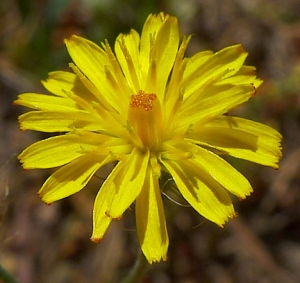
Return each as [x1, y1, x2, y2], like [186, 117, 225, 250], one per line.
[1, 0, 300, 282]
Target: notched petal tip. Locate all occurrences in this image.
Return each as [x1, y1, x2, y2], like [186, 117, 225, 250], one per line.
[17, 152, 23, 161]
[145, 12, 175, 27]
[90, 236, 103, 243]
[64, 34, 78, 44]
[145, 250, 168, 264]
[148, 255, 168, 264]
[218, 210, 238, 228]
[37, 191, 50, 204]
[238, 189, 253, 201]
[40, 197, 52, 206]
[272, 138, 283, 170]
[272, 161, 280, 170]
[150, 11, 168, 20]
[13, 100, 20, 106]
[237, 43, 247, 54]
[250, 83, 259, 97]
[241, 187, 253, 199]
[63, 38, 69, 45]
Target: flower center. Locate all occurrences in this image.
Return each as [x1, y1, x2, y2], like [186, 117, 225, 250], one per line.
[130, 91, 157, 111]
[128, 90, 163, 150]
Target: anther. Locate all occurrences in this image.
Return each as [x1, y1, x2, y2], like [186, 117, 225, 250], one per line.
[130, 90, 156, 111]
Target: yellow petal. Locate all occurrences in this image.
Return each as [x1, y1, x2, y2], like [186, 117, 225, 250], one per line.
[91, 179, 114, 242]
[183, 44, 248, 98]
[139, 13, 180, 98]
[39, 154, 110, 204]
[177, 84, 255, 133]
[18, 132, 109, 169]
[101, 40, 132, 100]
[42, 71, 95, 101]
[189, 144, 253, 199]
[182, 50, 213, 84]
[190, 116, 282, 168]
[90, 159, 127, 238]
[164, 35, 191, 120]
[18, 110, 103, 132]
[115, 29, 141, 92]
[146, 15, 179, 98]
[91, 207, 112, 243]
[42, 71, 74, 97]
[215, 66, 263, 89]
[14, 93, 78, 111]
[139, 13, 165, 79]
[105, 147, 150, 218]
[92, 153, 136, 242]
[136, 167, 168, 263]
[65, 35, 124, 112]
[162, 159, 235, 226]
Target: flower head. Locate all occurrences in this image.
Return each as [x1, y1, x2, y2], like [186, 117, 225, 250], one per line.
[15, 13, 282, 263]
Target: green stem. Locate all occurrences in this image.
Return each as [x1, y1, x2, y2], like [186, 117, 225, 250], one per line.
[120, 250, 148, 283]
[0, 264, 20, 283]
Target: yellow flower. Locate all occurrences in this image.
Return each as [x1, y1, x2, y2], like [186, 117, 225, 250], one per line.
[15, 13, 282, 263]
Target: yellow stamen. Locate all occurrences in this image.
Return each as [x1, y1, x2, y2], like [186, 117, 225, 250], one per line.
[128, 90, 162, 151]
